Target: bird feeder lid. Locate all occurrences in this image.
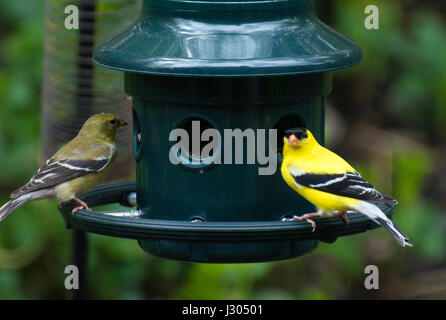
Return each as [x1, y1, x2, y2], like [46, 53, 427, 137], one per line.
[94, 0, 362, 77]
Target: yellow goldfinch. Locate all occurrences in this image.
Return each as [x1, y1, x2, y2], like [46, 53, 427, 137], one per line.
[0, 113, 127, 221]
[281, 127, 412, 247]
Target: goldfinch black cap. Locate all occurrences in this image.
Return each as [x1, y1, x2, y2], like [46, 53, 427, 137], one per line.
[284, 127, 308, 140]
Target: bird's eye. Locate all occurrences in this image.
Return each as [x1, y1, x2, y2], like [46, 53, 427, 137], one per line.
[109, 119, 117, 125]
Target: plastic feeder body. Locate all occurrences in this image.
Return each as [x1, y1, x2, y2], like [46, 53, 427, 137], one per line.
[93, 0, 362, 262]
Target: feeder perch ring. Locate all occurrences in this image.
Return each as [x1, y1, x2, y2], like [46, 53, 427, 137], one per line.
[58, 181, 394, 262]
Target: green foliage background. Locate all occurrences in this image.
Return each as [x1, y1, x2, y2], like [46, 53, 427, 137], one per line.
[0, 0, 445, 299]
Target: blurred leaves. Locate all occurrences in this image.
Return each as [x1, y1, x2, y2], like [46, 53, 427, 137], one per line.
[177, 263, 273, 299]
[332, 0, 446, 140]
[391, 11, 446, 139]
[393, 148, 446, 262]
[333, 0, 404, 81]
[0, 0, 43, 186]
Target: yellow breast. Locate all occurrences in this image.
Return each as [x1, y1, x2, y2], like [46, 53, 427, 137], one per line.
[281, 161, 359, 214]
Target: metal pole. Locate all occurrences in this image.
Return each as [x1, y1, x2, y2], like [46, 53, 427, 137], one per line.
[70, 229, 88, 299]
[75, 0, 96, 121]
[70, 0, 96, 299]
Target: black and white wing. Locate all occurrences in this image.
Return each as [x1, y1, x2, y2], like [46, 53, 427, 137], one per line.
[10, 158, 111, 199]
[292, 171, 397, 205]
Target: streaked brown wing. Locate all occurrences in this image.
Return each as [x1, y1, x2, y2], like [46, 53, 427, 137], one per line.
[10, 158, 110, 199]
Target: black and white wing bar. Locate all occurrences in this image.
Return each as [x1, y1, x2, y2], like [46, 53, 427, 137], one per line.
[292, 171, 397, 205]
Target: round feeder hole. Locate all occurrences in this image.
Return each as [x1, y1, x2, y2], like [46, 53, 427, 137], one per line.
[132, 108, 143, 162]
[273, 114, 307, 158]
[173, 117, 220, 171]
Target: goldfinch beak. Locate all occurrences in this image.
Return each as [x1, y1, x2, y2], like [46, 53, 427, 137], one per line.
[117, 119, 128, 127]
[288, 134, 299, 147]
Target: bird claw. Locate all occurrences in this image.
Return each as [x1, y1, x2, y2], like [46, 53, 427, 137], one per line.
[292, 212, 320, 232]
[58, 200, 71, 208]
[71, 205, 90, 215]
[306, 218, 317, 232]
[70, 197, 91, 215]
[340, 212, 349, 227]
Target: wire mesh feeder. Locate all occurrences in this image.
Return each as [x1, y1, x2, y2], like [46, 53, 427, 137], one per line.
[41, 0, 140, 299]
[58, 181, 395, 263]
[41, 0, 139, 179]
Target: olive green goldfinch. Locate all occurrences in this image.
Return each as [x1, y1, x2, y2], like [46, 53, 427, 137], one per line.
[0, 113, 127, 221]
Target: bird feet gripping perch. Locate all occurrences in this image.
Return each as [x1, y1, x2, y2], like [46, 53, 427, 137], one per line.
[340, 211, 349, 227]
[71, 197, 91, 215]
[58, 197, 91, 215]
[291, 211, 350, 232]
[292, 212, 321, 232]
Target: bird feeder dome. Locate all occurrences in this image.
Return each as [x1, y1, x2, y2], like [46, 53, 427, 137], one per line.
[59, 0, 394, 263]
[94, 0, 362, 77]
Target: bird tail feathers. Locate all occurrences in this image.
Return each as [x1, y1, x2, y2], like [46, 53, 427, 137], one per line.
[0, 197, 28, 222]
[0, 189, 54, 222]
[353, 201, 412, 247]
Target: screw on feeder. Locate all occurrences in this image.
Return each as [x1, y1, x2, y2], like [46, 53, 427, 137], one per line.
[127, 192, 137, 207]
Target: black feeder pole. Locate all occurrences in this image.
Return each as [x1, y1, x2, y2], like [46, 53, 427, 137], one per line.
[70, 0, 96, 300]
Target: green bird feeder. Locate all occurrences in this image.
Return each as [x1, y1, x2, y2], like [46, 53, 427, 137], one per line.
[59, 0, 394, 263]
